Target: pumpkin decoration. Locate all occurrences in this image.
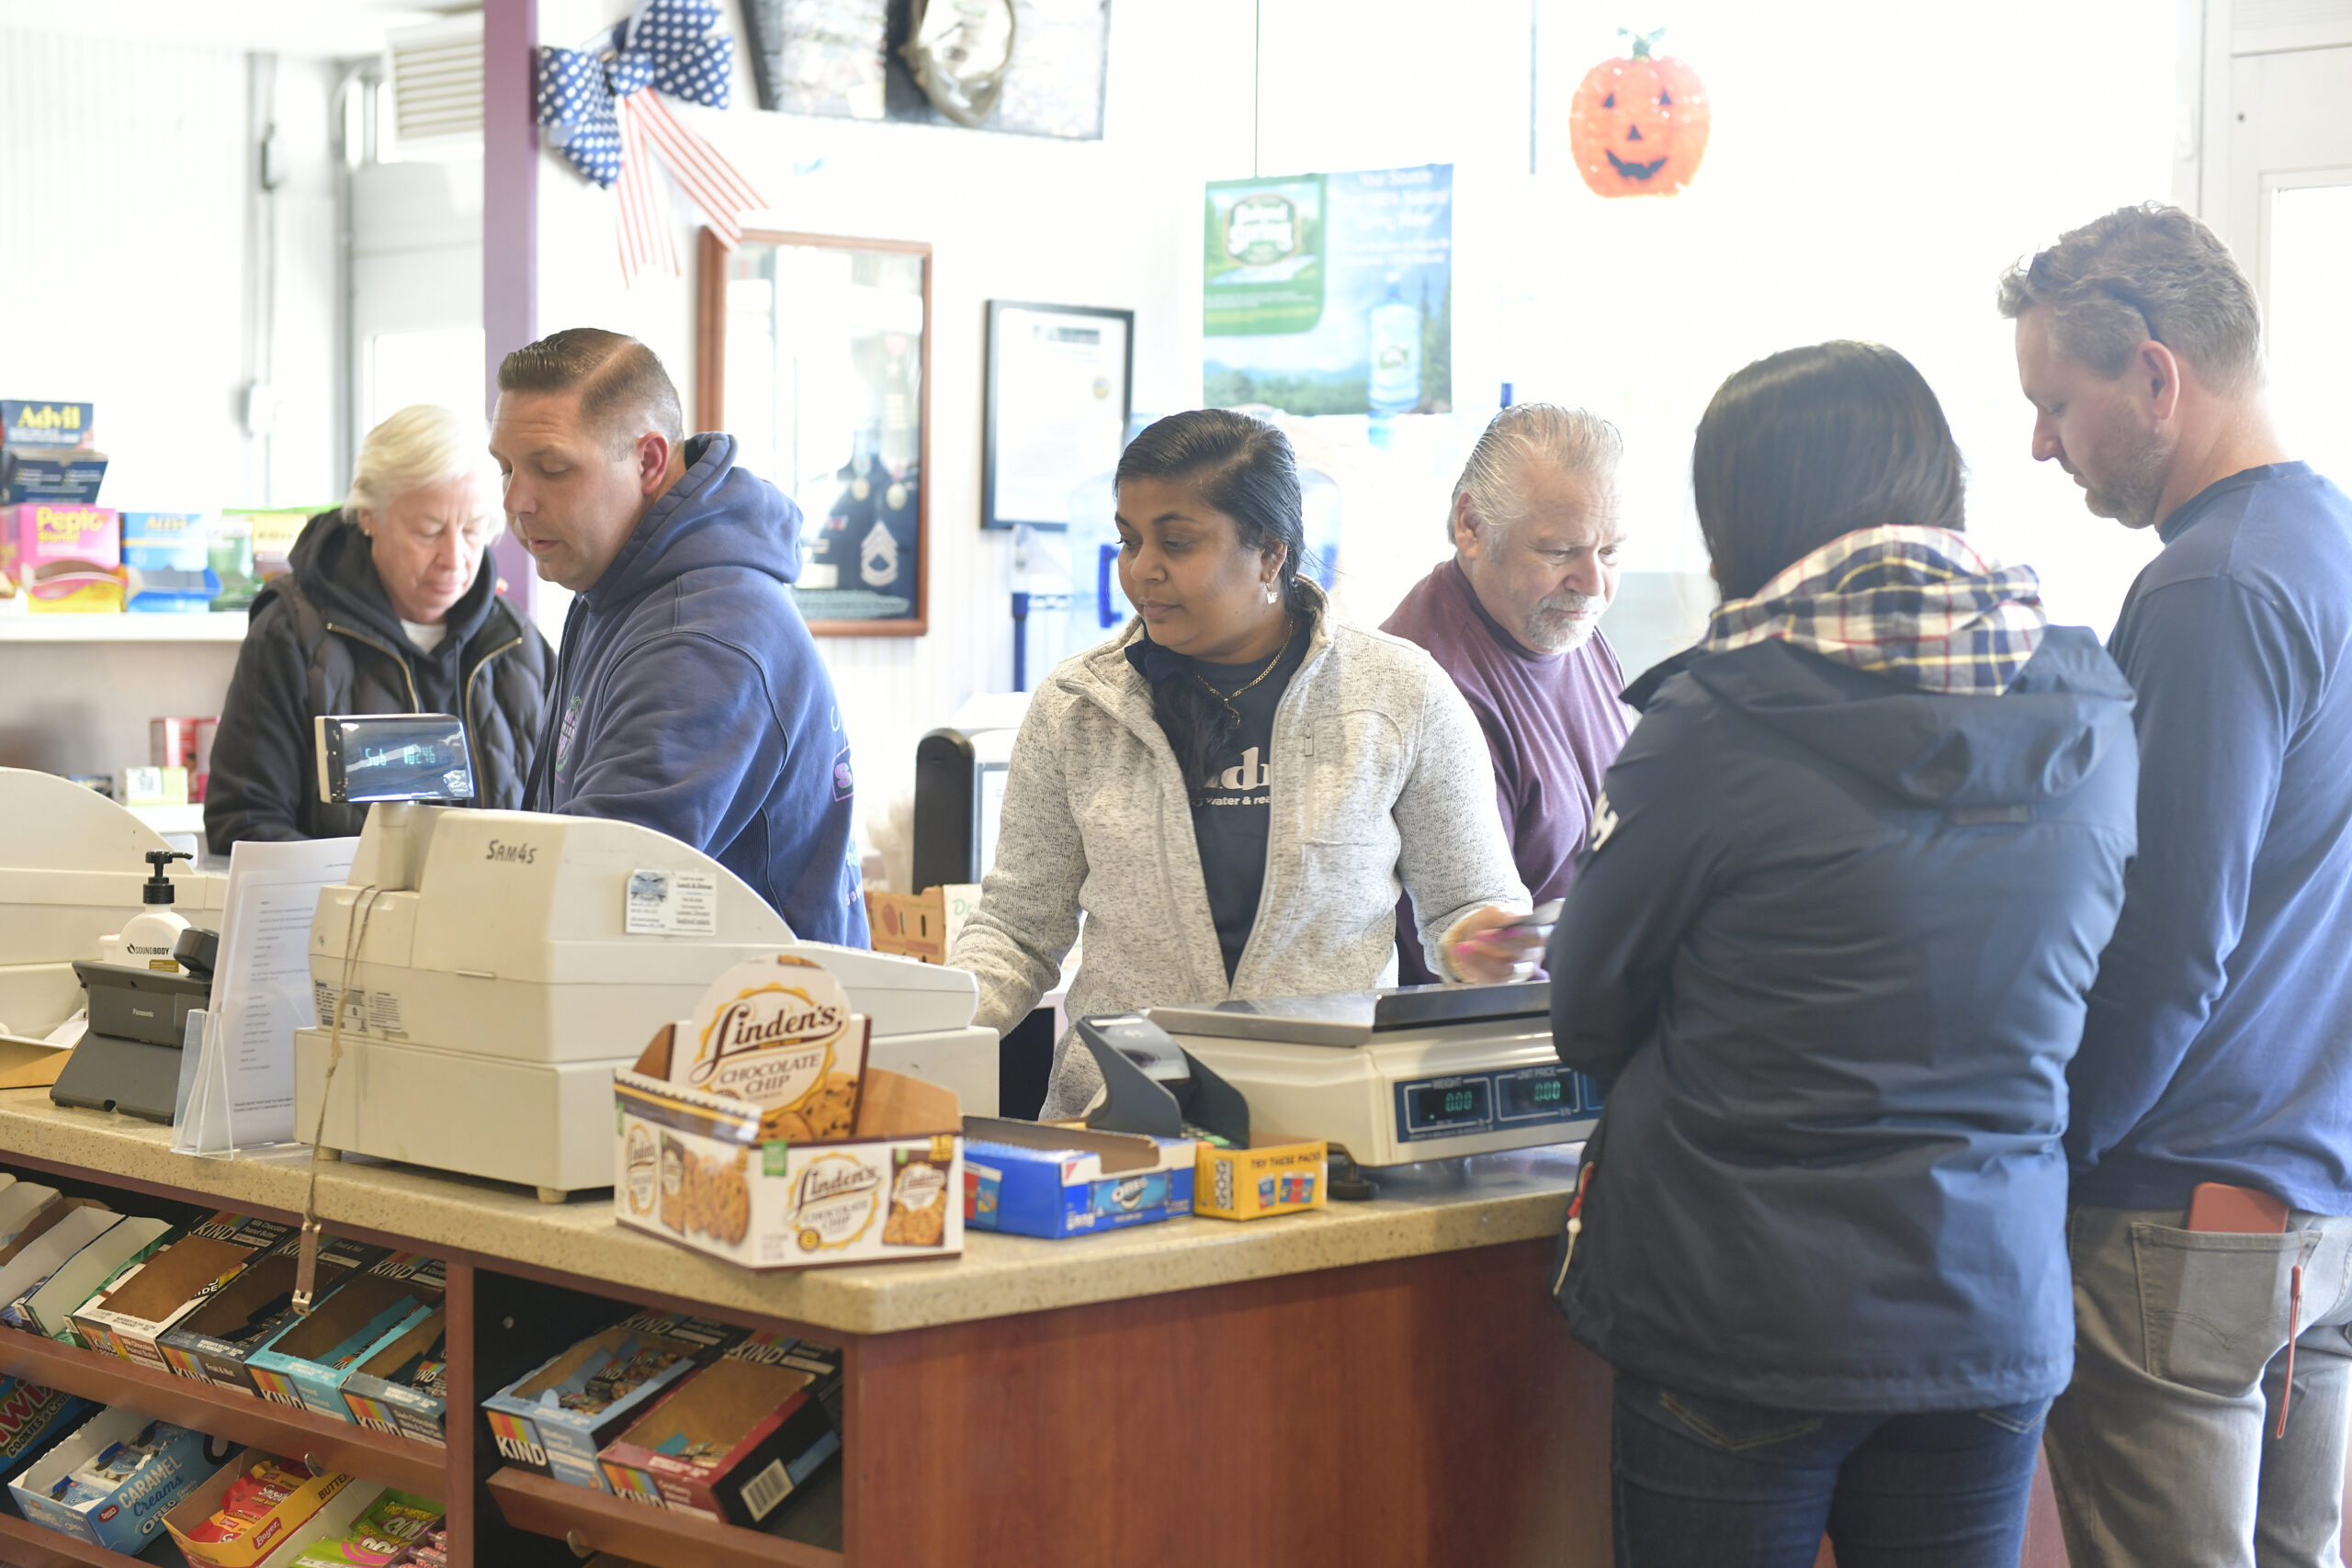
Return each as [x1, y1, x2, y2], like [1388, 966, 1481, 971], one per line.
[1567, 28, 1712, 198]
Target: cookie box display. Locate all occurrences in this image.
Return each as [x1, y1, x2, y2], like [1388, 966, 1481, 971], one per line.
[10, 1214, 173, 1340]
[162, 1451, 355, 1568]
[74, 1213, 294, 1370]
[247, 1255, 444, 1421]
[11, 1408, 231, 1554]
[671, 953, 870, 1140]
[0, 1377, 94, 1495]
[1193, 1135, 1330, 1222]
[481, 1312, 744, 1494]
[158, 1235, 390, 1393]
[595, 1331, 842, 1525]
[616, 1027, 963, 1269]
[2, 502, 120, 611]
[338, 1307, 448, 1446]
[960, 1118, 1197, 1239]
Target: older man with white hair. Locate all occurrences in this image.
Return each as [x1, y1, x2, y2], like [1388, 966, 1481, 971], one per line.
[1382, 403, 1632, 984]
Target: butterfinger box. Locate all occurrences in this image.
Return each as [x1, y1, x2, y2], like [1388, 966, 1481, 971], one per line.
[162, 1450, 355, 1568]
[615, 1028, 964, 1269]
[1193, 1136, 1329, 1222]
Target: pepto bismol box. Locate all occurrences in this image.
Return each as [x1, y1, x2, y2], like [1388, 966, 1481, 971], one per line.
[481, 1312, 744, 1493]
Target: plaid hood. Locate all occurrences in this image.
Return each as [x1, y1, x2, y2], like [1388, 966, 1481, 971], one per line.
[1698, 525, 2046, 694]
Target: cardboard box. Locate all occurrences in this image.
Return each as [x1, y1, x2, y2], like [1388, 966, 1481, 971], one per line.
[10, 1408, 228, 1555]
[3, 502, 119, 611]
[960, 1117, 1196, 1239]
[162, 1451, 355, 1568]
[0, 1208, 129, 1331]
[0, 1377, 95, 1495]
[337, 1306, 447, 1447]
[0, 1195, 107, 1265]
[275, 1484, 440, 1567]
[0, 1179, 62, 1247]
[247, 1255, 444, 1423]
[11, 1214, 174, 1340]
[1193, 1135, 1329, 1222]
[481, 1312, 744, 1494]
[863, 884, 980, 964]
[595, 1331, 841, 1526]
[123, 513, 220, 612]
[157, 1235, 389, 1393]
[616, 1028, 963, 1269]
[2, 400, 95, 450]
[74, 1213, 294, 1371]
[1, 450, 108, 505]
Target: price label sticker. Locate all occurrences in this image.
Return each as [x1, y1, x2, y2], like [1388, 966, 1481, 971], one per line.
[625, 869, 718, 936]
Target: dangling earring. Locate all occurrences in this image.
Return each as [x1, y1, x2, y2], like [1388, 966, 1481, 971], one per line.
[1264, 580, 1279, 604]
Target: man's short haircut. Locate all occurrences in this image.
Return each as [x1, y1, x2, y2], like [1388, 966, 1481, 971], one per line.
[496, 327, 684, 453]
[1448, 402, 1622, 545]
[1996, 203, 2263, 393]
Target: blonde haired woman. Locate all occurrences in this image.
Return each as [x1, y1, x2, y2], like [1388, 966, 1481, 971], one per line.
[207, 404, 556, 848]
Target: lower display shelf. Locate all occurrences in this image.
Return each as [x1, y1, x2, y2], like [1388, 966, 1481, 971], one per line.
[0, 1327, 445, 1498]
[486, 1468, 842, 1568]
[0, 1510, 169, 1568]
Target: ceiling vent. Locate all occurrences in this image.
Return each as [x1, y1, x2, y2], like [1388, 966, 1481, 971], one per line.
[386, 12, 485, 154]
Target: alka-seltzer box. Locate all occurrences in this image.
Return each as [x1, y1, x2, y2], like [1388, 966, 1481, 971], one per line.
[960, 1117, 1196, 1240]
[158, 1235, 390, 1393]
[74, 1213, 292, 1369]
[616, 1030, 964, 1270]
[481, 1312, 745, 1493]
[3, 502, 119, 611]
[247, 1254, 445, 1423]
[9, 1407, 226, 1556]
[338, 1303, 448, 1447]
[1193, 1135, 1329, 1222]
[122, 513, 219, 612]
[596, 1331, 842, 1526]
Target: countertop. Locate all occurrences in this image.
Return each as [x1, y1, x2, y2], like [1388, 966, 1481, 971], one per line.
[0, 1089, 1578, 1337]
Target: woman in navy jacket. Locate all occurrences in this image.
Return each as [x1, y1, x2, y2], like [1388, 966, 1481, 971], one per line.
[1546, 342, 2138, 1567]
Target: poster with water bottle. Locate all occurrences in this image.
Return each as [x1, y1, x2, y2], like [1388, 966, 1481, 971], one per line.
[1202, 164, 1453, 420]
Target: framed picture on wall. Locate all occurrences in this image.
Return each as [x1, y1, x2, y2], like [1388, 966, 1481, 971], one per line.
[696, 228, 932, 636]
[981, 300, 1134, 531]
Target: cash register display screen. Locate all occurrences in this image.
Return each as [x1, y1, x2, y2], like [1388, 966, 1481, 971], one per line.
[1405, 1078, 1490, 1133]
[325, 716, 475, 803]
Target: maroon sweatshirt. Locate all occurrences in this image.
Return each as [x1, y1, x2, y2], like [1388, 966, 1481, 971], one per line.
[1381, 558, 1633, 984]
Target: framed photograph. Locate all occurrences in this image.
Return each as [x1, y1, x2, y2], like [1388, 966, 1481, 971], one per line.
[982, 301, 1134, 531]
[697, 229, 931, 636]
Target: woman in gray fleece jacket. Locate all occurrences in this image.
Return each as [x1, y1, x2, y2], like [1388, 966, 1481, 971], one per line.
[949, 411, 1534, 1120]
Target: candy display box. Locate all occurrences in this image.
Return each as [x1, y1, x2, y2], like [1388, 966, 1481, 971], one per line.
[481, 1312, 744, 1494]
[74, 1212, 293, 1370]
[246, 1255, 444, 1422]
[1193, 1135, 1330, 1222]
[338, 1305, 448, 1446]
[595, 1331, 842, 1526]
[162, 1451, 356, 1568]
[158, 1235, 390, 1393]
[10, 1408, 230, 1555]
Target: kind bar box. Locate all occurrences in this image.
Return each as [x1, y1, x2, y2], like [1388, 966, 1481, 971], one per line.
[75, 1213, 293, 1370]
[481, 1312, 743, 1493]
[338, 1306, 447, 1447]
[122, 513, 220, 611]
[960, 1117, 1195, 1239]
[1193, 1135, 1329, 1222]
[248, 1254, 444, 1422]
[0, 1377, 94, 1494]
[596, 1331, 841, 1526]
[159, 1235, 389, 1393]
[3, 502, 119, 611]
[616, 1029, 963, 1269]
[163, 1452, 354, 1568]
[10, 1409, 227, 1555]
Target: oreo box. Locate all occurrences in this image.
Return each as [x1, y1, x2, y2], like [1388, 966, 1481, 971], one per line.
[0, 1377, 95, 1503]
[74, 1213, 293, 1369]
[9, 1408, 228, 1554]
[959, 1117, 1195, 1239]
[595, 1332, 840, 1526]
[247, 1255, 444, 1421]
[339, 1306, 448, 1446]
[157, 1235, 389, 1393]
[481, 1312, 743, 1493]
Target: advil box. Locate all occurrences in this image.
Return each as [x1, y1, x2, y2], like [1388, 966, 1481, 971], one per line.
[74, 1213, 293, 1370]
[2, 400, 95, 450]
[1193, 1136, 1329, 1222]
[122, 513, 220, 612]
[960, 1117, 1195, 1239]
[596, 1331, 841, 1526]
[481, 1312, 743, 1494]
[9, 1408, 229, 1555]
[3, 502, 119, 611]
[158, 1234, 389, 1393]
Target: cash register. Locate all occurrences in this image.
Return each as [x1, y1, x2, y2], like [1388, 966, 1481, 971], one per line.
[1139, 983, 1602, 1168]
[289, 716, 995, 1201]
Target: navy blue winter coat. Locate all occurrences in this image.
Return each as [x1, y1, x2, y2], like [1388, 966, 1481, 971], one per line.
[1547, 627, 2137, 1412]
[525, 434, 868, 946]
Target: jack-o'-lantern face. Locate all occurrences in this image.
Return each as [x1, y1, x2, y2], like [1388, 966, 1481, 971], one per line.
[1568, 28, 1712, 198]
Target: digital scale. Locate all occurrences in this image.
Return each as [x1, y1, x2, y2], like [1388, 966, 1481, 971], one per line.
[1142, 983, 1602, 1168]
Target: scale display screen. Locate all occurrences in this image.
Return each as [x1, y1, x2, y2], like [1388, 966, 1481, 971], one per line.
[1404, 1077, 1489, 1134]
[1391, 1066, 1591, 1145]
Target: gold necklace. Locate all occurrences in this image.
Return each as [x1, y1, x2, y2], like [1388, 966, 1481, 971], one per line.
[1193, 620, 1294, 723]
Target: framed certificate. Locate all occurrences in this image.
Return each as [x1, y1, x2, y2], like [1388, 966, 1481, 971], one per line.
[981, 301, 1134, 531]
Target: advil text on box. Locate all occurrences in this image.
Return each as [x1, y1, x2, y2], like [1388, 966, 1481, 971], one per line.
[1194, 1136, 1329, 1221]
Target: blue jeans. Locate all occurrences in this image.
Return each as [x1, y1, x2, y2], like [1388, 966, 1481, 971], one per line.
[1611, 1373, 2051, 1568]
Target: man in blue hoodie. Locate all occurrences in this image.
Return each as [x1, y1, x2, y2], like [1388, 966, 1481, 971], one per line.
[492, 327, 867, 946]
[2005, 208, 2352, 1567]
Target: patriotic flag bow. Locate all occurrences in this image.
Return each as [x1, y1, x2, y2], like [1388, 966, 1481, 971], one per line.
[536, 0, 767, 284]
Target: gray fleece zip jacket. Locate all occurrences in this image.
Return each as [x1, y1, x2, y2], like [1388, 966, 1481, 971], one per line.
[950, 590, 1531, 1119]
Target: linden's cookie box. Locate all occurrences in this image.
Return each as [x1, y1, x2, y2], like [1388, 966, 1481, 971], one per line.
[614, 954, 965, 1269]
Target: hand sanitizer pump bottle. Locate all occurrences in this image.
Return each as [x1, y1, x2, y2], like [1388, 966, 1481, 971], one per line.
[98, 851, 194, 971]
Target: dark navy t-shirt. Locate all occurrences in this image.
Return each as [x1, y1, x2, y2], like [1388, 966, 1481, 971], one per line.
[1179, 629, 1307, 981]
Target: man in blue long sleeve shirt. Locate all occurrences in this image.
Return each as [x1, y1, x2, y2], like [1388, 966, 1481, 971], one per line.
[491, 328, 867, 946]
[2005, 205, 2352, 1568]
